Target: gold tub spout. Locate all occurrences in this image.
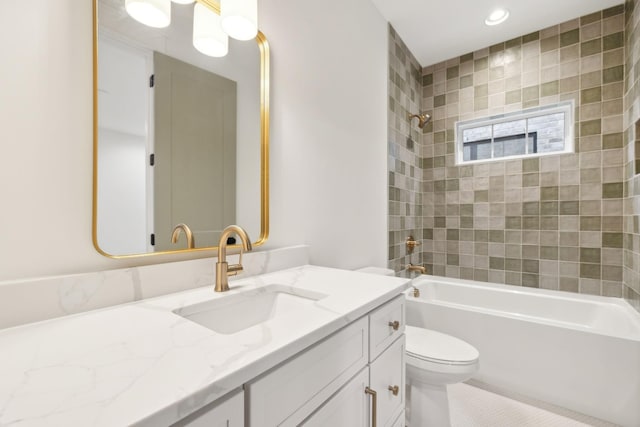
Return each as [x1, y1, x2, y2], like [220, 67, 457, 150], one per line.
[407, 263, 427, 274]
[215, 225, 253, 292]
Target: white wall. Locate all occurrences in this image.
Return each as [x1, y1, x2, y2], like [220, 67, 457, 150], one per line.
[259, 0, 389, 270]
[0, 0, 388, 282]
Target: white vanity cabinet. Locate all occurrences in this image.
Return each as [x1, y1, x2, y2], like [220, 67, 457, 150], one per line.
[171, 389, 244, 427]
[246, 295, 406, 427]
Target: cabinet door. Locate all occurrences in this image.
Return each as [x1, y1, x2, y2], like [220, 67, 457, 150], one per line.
[171, 388, 243, 427]
[370, 336, 405, 427]
[246, 317, 369, 426]
[301, 367, 370, 427]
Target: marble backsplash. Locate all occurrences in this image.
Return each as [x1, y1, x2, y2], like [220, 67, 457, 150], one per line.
[0, 245, 310, 330]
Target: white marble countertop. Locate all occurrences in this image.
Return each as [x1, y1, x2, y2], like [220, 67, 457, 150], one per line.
[0, 265, 409, 426]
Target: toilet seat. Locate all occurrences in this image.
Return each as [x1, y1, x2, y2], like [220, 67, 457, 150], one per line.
[405, 325, 479, 366]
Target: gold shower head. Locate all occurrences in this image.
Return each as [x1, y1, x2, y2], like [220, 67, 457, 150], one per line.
[408, 112, 431, 129]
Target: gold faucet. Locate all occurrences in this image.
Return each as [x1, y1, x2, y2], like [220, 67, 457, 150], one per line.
[407, 263, 427, 274]
[406, 236, 421, 254]
[215, 225, 253, 292]
[171, 223, 195, 249]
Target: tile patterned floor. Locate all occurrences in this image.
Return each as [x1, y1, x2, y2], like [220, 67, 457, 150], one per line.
[448, 382, 619, 427]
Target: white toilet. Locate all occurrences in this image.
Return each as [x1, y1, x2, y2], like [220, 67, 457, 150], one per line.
[354, 267, 480, 426]
[405, 325, 479, 427]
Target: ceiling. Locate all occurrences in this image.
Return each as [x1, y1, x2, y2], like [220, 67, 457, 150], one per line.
[370, 0, 625, 67]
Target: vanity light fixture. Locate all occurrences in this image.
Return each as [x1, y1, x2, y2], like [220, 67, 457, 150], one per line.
[125, 0, 259, 58]
[125, 0, 171, 28]
[221, 0, 258, 41]
[484, 8, 509, 26]
[193, 2, 229, 57]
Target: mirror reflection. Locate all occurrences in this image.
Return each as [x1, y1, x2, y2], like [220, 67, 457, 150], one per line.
[93, 0, 268, 257]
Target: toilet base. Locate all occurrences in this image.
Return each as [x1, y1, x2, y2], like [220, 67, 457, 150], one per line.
[406, 379, 451, 427]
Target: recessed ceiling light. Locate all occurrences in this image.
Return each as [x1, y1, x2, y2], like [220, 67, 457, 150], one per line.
[485, 8, 509, 26]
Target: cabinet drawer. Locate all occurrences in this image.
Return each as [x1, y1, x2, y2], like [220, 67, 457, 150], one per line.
[171, 388, 243, 427]
[369, 295, 405, 361]
[370, 335, 405, 427]
[300, 367, 370, 427]
[246, 317, 369, 426]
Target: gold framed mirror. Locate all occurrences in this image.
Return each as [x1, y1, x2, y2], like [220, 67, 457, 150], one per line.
[92, 0, 269, 258]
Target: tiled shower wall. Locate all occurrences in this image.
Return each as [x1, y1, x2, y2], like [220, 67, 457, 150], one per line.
[624, 0, 640, 310]
[388, 4, 640, 307]
[419, 7, 626, 296]
[387, 26, 425, 276]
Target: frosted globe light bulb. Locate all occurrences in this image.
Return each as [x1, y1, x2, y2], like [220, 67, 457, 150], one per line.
[125, 0, 171, 28]
[220, 0, 258, 41]
[193, 3, 229, 57]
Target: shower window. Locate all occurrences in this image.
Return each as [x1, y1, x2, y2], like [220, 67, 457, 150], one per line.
[456, 101, 574, 164]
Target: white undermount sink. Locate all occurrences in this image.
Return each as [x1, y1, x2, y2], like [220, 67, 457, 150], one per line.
[174, 285, 328, 334]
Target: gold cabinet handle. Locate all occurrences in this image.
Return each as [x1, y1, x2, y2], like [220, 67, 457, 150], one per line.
[388, 320, 400, 331]
[388, 385, 399, 396]
[365, 387, 377, 427]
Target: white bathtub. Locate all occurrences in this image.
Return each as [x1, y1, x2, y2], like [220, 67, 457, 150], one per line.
[405, 276, 640, 427]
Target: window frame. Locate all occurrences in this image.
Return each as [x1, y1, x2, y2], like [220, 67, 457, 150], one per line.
[454, 101, 574, 165]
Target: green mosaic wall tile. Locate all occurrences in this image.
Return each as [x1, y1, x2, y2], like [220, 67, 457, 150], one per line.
[460, 75, 473, 88]
[603, 4, 624, 17]
[523, 86, 540, 102]
[474, 57, 488, 71]
[581, 11, 602, 25]
[522, 31, 540, 44]
[490, 257, 505, 270]
[580, 119, 602, 136]
[541, 81, 559, 97]
[475, 97, 489, 110]
[490, 230, 505, 243]
[603, 133, 623, 149]
[541, 36, 560, 52]
[580, 216, 602, 231]
[603, 32, 624, 51]
[603, 65, 624, 83]
[505, 89, 522, 104]
[490, 43, 505, 53]
[505, 258, 522, 271]
[581, 87, 602, 104]
[581, 39, 602, 57]
[505, 216, 522, 229]
[460, 52, 474, 63]
[560, 201, 580, 215]
[505, 37, 522, 49]
[447, 66, 460, 80]
[602, 182, 623, 198]
[540, 246, 559, 260]
[474, 84, 489, 98]
[560, 29, 580, 47]
[580, 263, 601, 279]
[602, 232, 623, 248]
[522, 259, 540, 273]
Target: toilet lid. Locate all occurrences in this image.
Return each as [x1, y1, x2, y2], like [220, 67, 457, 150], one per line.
[405, 325, 479, 365]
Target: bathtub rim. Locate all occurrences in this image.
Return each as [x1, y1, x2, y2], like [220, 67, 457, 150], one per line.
[406, 274, 640, 342]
